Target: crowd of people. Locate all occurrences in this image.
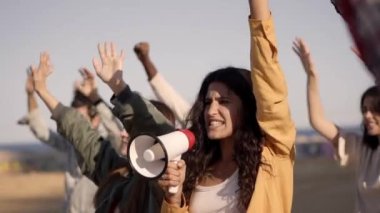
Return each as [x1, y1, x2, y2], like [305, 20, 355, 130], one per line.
[17, 0, 380, 212]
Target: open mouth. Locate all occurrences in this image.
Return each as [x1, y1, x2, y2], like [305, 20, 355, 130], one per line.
[208, 120, 225, 129]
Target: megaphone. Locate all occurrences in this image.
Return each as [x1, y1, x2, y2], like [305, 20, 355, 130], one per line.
[128, 129, 195, 193]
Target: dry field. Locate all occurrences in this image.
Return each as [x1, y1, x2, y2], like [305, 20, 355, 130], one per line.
[0, 158, 355, 213]
[0, 172, 64, 213]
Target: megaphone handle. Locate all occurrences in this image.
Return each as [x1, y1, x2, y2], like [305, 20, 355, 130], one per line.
[168, 155, 181, 194]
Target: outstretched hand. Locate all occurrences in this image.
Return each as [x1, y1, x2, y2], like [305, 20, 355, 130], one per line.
[292, 37, 316, 77]
[93, 42, 125, 83]
[75, 67, 99, 101]
[30, 52, 59, 112]
[93, 42, 126, 95]
[134, 42, 150, 60]
[31, 52, 53, 93]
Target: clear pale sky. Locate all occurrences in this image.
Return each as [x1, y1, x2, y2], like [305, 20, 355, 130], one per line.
[0, 0, 373, 144]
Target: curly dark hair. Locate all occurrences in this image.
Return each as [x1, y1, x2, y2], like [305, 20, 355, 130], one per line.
[182, 67, 263, 210]
[360, 86, 380, 150]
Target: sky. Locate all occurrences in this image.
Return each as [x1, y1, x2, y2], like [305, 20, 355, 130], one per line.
[0, 0, 373, 144]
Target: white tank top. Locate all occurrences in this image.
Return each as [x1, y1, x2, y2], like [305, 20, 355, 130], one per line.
[189, 169, 241, 213]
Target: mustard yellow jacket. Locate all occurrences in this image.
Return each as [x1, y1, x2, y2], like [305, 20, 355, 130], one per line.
[161, 16, 296, 213]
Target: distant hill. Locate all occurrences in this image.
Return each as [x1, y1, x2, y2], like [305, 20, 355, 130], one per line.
[0, 126, 362, 149]
[0, 141, 65, 173]
[0, 125, 363, 172]
[297, 125, 361, 135]
[0, 142, 55, 153]
[295, 125, 361, 159]
[296, 126, 361, 143]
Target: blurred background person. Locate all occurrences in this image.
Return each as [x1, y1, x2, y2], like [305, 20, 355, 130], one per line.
[134, 42, 190, 128]
[293, 37, 380, 213]
[331, 0, 380, 83]
[18, 66, 123, 213]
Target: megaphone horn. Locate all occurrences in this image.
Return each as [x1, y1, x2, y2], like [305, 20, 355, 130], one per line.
[128, 129, 196, 180]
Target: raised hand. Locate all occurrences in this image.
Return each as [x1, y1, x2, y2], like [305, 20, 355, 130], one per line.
[292, 37, 317, 77]
[134, 42, 150, 60]
[25, 67, 35, 95]
[133, 42, 157, 80]
[30, 52, 59, 112]
[75, 67, 100, 102]
[24, 66, 39, 116]
[93, 42, 125, 85]
[31, 52, 53, 93]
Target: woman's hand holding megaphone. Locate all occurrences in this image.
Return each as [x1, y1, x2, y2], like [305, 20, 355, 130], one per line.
[158, 160, 186, 207]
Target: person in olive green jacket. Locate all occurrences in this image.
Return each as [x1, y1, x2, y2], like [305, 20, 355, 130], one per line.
[30, 49, 174, 212]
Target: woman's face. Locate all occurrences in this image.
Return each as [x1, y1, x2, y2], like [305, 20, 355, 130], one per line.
[204, 82, 242, 140]
[362, 96, 380, 136]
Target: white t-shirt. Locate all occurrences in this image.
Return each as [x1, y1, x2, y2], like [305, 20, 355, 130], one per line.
[337, 132, 380, 213]
[189, 169, 242, 213]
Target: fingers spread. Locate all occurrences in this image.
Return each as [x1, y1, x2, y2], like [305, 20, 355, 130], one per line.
[98, 43, 106, 62]
[79, 67, 94, 79]
[119, 49, 125, 62]
[92, 58, 102, 74]
[74, 80, 82, 90]
[105, 42, 111, 57]
[110, 42, 116, 57]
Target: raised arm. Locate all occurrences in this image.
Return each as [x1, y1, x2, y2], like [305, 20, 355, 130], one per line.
[75, 67, 124, 150]
[93, 42, 174, 139]
[26, 67, 38, 113]
[28, 109, 71, 152]
[249, 0, 296, 155]
[31, 52, 125, 184]
[134, 42, 191, 127]
[134, 42, 158, 80]
[31, 52, 59, 112]
[249, 0, 270, 19]
[293, 38, 339, 144]
[24, 67, 47, 140]
[23, 68, 70, 152]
